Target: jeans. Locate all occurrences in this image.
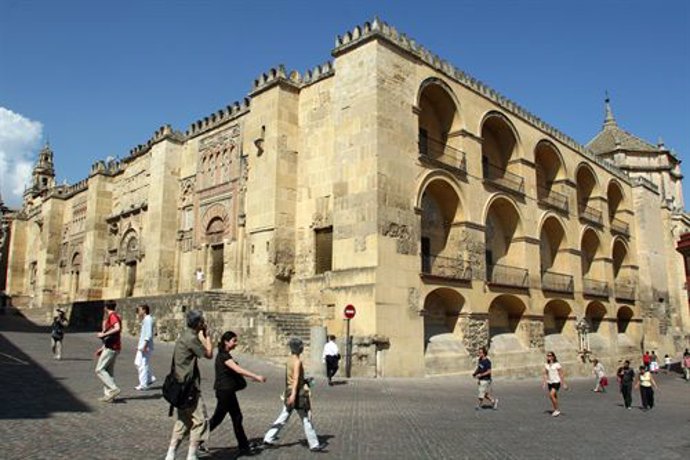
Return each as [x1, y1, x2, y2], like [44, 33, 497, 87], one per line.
[264, 404, 319, 449]
[209, 390, 249, 449]
[620, 383, 632, 408]
[134, 349, 154, 387]
[95, 348, 119, 395]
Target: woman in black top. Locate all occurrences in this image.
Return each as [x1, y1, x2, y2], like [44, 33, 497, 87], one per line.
[208, 331, 266, 453]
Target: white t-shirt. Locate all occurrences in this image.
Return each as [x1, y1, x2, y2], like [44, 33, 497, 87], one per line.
[545, 362, 562, 383]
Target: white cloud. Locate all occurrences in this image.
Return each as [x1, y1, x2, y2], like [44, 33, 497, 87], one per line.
[0, 107, 43, 207]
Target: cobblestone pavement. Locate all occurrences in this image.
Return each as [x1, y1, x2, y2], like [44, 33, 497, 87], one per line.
[1, 312, 689, 460]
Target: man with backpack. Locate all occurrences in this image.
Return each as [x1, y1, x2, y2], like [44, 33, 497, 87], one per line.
[165, 309, 213, 460]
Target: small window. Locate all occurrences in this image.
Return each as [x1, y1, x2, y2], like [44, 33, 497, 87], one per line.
[315, 227, 333, 274]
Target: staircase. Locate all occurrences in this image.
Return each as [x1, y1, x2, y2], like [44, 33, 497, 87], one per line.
[201, 291, 314, 355]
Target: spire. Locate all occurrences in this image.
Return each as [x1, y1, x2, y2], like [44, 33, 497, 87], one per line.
[603, 91, 617, 129]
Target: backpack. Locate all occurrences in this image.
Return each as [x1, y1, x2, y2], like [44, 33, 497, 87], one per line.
[162, 356, 200, 416]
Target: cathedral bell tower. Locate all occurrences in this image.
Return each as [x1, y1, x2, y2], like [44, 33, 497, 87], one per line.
[31, 142, 56, 195]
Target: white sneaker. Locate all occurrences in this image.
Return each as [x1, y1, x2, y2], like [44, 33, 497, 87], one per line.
[552, 410, 561, 417]
[135, 385, 149, 391]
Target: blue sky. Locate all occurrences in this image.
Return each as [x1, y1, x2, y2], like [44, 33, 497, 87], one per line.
[1, 0, 688, 207]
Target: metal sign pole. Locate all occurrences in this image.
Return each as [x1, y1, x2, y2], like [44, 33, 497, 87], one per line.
[345, 317, 351, 378]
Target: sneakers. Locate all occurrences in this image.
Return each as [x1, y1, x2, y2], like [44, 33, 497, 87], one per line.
[148, 376, 157, 385]
[197, 442, 210, 454]
[492, 398, 499, 410]
[100, 388, 121, 402]
[134, 384, 149, 391]
[551, 410, 561, 417]
[310, 444, 326, 452]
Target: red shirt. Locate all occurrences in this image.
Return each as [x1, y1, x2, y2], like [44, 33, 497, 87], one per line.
[104, 311, 122, 351]
[642, 354, 651, 365]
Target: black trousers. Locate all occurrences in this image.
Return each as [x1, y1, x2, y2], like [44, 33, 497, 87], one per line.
[620, 383, 632, 408]
[325, 355, 339, 380]
[209, 389, 249, 450]
[640, 386, 654, 409]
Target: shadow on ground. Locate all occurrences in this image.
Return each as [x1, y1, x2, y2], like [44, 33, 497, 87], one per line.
[0, 314, 92, 419]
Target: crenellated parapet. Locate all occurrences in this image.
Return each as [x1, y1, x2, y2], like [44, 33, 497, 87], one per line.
[186, 99, 250, 139]
[333, 17, 632, 184]
[125, 124, 185, 162]
[47, 178, 89, 200]
[250, 61, 335, 96]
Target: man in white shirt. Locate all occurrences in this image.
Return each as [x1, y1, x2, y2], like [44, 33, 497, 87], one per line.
[134, 304, 156, 390]
[322, 335, 340, 386]
[195, 268, 205, 291]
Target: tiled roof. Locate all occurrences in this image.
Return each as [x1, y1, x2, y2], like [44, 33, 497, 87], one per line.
[586, 98, 657, 154]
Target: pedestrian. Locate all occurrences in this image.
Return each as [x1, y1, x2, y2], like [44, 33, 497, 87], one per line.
[165, 309, 213, 460]
[263, 337, 325, 452]
[134, 304, 156, 390]
[95, 301, 122, 403]
[195, 268, 205, 291]
[642, 350, 651, 370]
[50, 308, 68, 360]
[649, 351, 659, 374]
[635, 365, 658, 410]
[206, 331, 266, 455]
[682, 349, 690, 381]
[322, 334, 340, 386]
[663, 354, 672, 374]
[472, 346, 498, 410]
[542, 351, 567, 417]
[592, 358, 607, 392]
[617, 360, 635, 409]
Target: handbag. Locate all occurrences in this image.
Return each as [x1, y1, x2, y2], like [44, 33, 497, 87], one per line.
[162, 357, 200, 416]
[229, 372, 247, 392]
[600, 376, 609, 387]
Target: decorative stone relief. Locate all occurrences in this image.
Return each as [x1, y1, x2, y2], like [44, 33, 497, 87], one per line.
[382, 222, 416, 255]
[180, 177, 196, 208]
[407, 287, 420, 313]
[459, 230, 485, 280]
[521, 320, 545, 350]
[460, 315, 488, 355]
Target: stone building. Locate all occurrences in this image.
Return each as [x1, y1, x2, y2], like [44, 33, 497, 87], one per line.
[3, 18, 689, 377]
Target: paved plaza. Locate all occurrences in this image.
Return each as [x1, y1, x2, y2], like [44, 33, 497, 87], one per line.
[1, 311, 689, 460]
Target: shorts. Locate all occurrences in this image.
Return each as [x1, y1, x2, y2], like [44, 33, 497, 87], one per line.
[547, 382, 561, 392]
[478, 379, 492, 398]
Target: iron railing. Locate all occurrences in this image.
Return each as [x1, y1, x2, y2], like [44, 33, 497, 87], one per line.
[418, 137, 467, 177]
[583, 278, 609, 297]
[611, 217, 630, 237]
[483, 163, 525, 195]
[541, 270, 574, 294]
[487, 263, 529, 288]
[614, 281, 636, 301]
[537, 185, 569, 213]
[421, 254, 472, 281]
[578, 202, 603, 226]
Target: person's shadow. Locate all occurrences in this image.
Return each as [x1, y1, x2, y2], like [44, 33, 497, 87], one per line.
[208, 435, 335, 458]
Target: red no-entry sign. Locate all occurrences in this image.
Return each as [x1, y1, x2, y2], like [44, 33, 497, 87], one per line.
[344, 304, 356, 319]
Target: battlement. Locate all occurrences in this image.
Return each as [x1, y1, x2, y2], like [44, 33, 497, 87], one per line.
[250, 61, 335, 95]
[50, 178, 89, 199]
[186, 98, 250, 138]
[332, 17, 632, 184]
[125, 124, 185, 161]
